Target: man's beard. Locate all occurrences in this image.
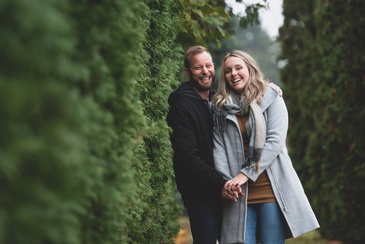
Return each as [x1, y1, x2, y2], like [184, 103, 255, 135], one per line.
[191, 76, 214, 92]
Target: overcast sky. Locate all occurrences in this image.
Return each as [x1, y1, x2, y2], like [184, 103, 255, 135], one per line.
[225, 0, 284, 39]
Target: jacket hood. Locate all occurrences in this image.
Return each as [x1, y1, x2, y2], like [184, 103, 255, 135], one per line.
[168, 81, 202, 106]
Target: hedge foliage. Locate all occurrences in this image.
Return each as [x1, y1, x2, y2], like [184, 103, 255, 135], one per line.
[0, 0, 260, 243]
[0, 0, 87, 243]
[0, 0, 179, 242]
[279, 1, 365, 243]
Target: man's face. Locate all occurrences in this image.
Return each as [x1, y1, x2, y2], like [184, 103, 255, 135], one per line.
[184, 52, 215, 92]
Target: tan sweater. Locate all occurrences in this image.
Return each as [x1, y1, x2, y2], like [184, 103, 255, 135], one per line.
[236, 115, 276, 204]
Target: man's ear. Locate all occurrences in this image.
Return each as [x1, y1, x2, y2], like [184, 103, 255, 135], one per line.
[183, 68, 190, 78]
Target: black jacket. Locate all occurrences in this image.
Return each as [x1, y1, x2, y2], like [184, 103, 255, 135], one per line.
[167, 81, 226, 208]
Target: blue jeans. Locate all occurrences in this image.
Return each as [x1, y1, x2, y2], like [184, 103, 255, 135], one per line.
[187, 203, 222, 244]
[246, 202, 285, 244]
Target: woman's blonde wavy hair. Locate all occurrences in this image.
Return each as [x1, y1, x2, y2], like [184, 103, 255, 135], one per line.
[212, 50, 269, 111]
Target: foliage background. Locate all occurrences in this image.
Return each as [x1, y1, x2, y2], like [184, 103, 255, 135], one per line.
[279, 0, 365, 243]
[0, 0, 262, 243]
[1, 0, 364, 243]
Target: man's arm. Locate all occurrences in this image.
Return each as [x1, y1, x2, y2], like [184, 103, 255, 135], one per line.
[168, 104, 226, 193]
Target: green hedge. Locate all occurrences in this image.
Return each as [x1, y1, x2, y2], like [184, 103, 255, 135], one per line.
[0, 0, 180, 243]
[279, 1, 365, 243]
[125, 0, 182, 242]
[0, 0, 266, 242]
[0, 0, 86, 243]
[68, 0, 150, 242]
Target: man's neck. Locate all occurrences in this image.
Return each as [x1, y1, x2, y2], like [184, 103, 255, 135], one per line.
[193, 87, 209, 100]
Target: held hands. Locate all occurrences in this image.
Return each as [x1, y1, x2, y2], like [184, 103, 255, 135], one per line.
[221, 173, 248, 202]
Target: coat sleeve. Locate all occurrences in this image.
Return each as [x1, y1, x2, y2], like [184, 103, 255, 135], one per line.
[213, 127, 232, 180]
[168, 102, 226, 193]
[241, 95, 289, 181]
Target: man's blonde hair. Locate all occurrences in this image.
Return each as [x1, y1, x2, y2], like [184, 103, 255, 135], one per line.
[184, 45, 212, 69]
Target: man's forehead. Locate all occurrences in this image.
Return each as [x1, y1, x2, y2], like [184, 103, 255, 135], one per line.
[190, 52, 213, 64]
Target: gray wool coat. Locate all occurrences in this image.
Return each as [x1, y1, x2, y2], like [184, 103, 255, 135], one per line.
[213, 87, 320, 243]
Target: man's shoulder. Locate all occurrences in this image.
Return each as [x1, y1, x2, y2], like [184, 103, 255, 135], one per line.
[169, 98, 201, 120]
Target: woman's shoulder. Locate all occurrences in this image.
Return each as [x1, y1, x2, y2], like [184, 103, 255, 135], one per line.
[260, 85, 281, 111]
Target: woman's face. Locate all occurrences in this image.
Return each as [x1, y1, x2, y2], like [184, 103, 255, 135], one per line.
[223, 56, 249, 94]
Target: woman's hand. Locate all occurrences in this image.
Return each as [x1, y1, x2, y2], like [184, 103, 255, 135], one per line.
[221, 173, 248, 201]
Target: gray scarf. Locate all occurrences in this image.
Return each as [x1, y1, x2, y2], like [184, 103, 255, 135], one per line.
[212, 93, 265, 171]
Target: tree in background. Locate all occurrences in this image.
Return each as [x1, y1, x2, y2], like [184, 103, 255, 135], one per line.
[208, 16, 281, 87]
[279, 0, 365, 242]
[177, 0, 268, 48]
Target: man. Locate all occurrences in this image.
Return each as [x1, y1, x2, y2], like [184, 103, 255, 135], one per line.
[167, 46, 238, 243]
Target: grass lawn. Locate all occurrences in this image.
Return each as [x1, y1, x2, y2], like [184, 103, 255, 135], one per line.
[286, 231, 342, 244]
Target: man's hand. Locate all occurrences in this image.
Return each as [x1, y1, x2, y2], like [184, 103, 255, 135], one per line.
[221, 173, 248, 202]
[221, 186, 242, 201]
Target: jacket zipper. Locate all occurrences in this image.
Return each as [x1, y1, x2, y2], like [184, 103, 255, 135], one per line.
[268, 165, 289, 212]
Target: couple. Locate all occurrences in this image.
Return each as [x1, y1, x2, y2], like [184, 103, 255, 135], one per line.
[167, 46, 319, 244]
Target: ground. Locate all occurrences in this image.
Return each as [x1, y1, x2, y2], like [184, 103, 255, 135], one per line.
[175, 216, 192, 244]
[175, 216, 342, 244]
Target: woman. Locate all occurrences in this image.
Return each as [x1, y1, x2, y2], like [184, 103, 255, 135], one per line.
[211, 50, 319, 243]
